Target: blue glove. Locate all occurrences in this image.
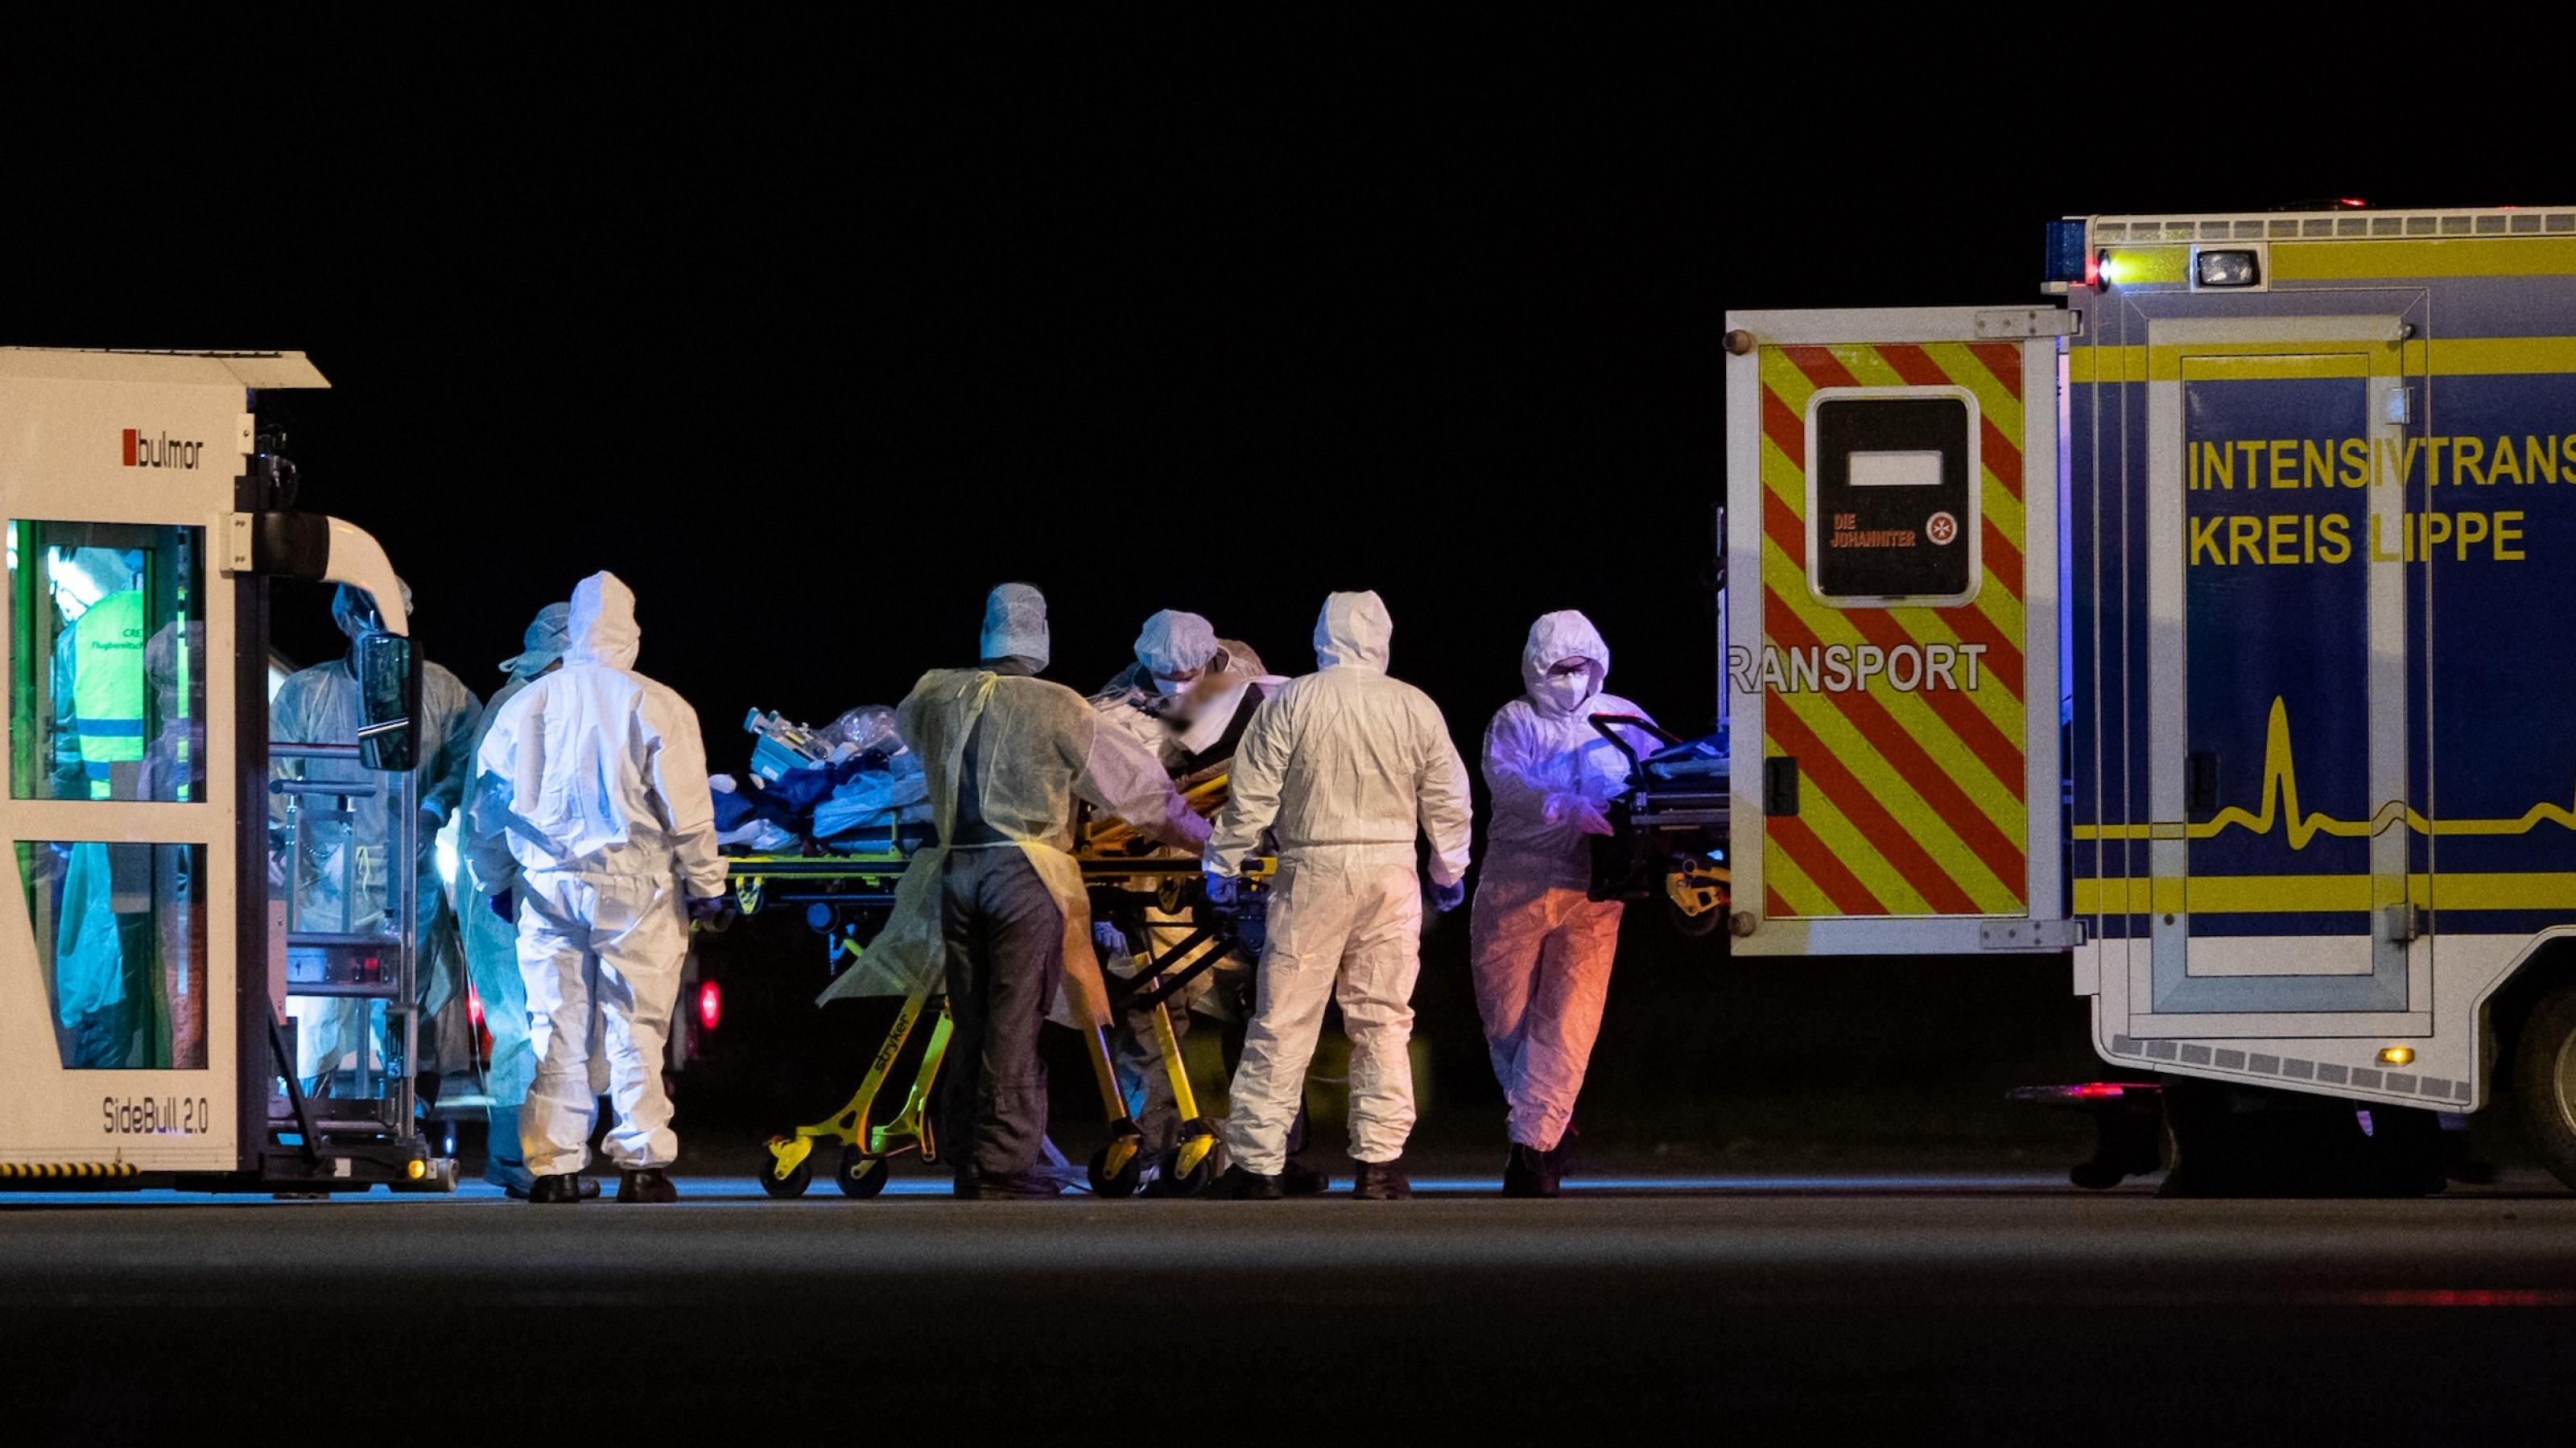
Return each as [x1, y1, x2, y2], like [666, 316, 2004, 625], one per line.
[1203, 872, 1241, 910]
[1431, 879, 1466, 914]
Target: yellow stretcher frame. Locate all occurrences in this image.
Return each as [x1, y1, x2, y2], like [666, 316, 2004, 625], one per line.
[744, 772, 1257, 1199]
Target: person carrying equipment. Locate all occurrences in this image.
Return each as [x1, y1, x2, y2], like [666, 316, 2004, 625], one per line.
[857, 584, 1209, 1198]
[1473, 609, 1661, 1197]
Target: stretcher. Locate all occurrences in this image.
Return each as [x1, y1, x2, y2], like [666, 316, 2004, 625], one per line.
[1586, 715, 1733, 938]
[744, 776, 1261, 1198]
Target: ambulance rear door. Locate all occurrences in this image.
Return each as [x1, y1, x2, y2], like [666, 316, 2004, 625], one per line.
[1723, 307, 2069, 955]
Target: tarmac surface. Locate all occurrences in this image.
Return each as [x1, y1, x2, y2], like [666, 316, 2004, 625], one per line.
[6, 1170, 2575, 1438]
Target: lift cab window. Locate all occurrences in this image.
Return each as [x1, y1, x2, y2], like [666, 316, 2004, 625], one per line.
[1802, 389, 1982, 608]
[8, 521, 208, 803]
[7, 520, 211, 1071]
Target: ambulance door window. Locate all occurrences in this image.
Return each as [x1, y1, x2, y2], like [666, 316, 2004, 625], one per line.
[7, 521, 207, 803]
[1804, 387, 1981, 607]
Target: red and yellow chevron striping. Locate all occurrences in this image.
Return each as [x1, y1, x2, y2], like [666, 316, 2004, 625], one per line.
[1758, 342, 2030, 918]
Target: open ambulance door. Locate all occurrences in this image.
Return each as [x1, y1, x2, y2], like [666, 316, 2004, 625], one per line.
[1722, 307, 2070, 956]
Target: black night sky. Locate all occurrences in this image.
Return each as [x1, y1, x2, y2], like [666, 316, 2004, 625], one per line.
[5, 28, 2555, 1144]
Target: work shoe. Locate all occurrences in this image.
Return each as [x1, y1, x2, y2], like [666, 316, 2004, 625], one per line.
[1351, 1158, 1412, 1201]
[1501, 1143, 1554, 1198]
[526, 1174, 584, 1204]
[1218, 1165, 1286, 1200]
[960, 1169, 1063, 1200]
[617, 1168, 679, 1203]
[505, 1175, 600, 1201]
[1279, 1158, 1332, 1198]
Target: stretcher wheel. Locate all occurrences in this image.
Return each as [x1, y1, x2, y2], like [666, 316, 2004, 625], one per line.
[757, 1138, 812, 1198]
[1088, 1142, 1144, 1198]
[836, 1145, 890, 1199]
[1167, 1148, 1218, 1198]
[1665, 892, 1725, 938]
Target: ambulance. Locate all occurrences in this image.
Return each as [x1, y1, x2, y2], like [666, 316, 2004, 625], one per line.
[1725, 204, 2576, 1190]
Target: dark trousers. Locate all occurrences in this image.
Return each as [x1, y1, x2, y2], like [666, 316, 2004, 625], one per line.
[1112, 986, 1187, 1168]
[935, 848, 1064, 1182]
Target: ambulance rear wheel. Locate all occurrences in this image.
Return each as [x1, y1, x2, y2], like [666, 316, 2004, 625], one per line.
[836, 1146, 890, 1199]
[2512, 983, 2576, 1192]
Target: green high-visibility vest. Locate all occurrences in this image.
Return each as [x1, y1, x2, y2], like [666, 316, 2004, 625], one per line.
[71, 591, 147, 799]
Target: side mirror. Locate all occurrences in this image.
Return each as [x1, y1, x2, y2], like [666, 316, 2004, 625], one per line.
[353, 631, 423, 773]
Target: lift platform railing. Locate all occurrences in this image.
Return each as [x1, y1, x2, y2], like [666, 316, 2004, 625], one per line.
[268, 741, 420, 1149]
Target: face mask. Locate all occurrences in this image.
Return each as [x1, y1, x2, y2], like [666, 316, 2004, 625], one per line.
[1534, 670, 1594, 714]
[1151, 673, 1190, 696]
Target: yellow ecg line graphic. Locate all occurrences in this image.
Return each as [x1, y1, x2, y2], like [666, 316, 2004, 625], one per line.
[2075, 697, 2576, 844]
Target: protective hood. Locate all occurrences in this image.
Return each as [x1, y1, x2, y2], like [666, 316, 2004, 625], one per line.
[1521, 609, 1609, 717]
[332, 577, 415, 639]
[501, 601, 572, 680]
[1312, 591, 1391, 672]
[566, 571, 640, 669]
[1135, 609, 1218, 680]
[980, 582, 1050, 672]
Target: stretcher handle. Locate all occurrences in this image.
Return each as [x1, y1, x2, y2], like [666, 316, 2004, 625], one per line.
[1586, 713, 1680, 774]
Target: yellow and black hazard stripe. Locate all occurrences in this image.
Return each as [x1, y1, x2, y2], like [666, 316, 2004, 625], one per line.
[0, 1161, 140, 1182]
[1758, 342, 2029, 918]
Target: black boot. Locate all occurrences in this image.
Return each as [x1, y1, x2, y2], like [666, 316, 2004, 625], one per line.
[526, 1173, 584, 1204]
[508, 1175, 601, 1201]
[1217, 1165, 1285, 1199]
[1351, 1157, 1412, 1201]
[1501, 1143, 1551, 1198]
[1278, 1158, 1332, 1197]
[961, 1169, 1063, 1200]
[617, 1168, 679, 1203]
[1537, 1142, 1567, 1196]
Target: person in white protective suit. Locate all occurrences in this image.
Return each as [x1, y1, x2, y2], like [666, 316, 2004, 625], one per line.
[1203, 591, 1472, 1200]
[1474, 610, 1660, 1197]
[456, 601, 569, 1195]
[830, 584, 1208, 1198]
[469, 573, 726, 1204]
[273, 581, 482, 1091]
[1089, 611, 1334, 1193]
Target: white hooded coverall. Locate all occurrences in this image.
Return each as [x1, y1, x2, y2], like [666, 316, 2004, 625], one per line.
[1204, 592, 1472, 1174]
[273, 589, 482, 1086]
[470, 573, 725, 1178]
[1472, 610, 1657, 1153]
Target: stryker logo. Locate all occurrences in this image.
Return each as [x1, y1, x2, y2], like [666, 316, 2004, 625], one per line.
[122, 429, 204, 469]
